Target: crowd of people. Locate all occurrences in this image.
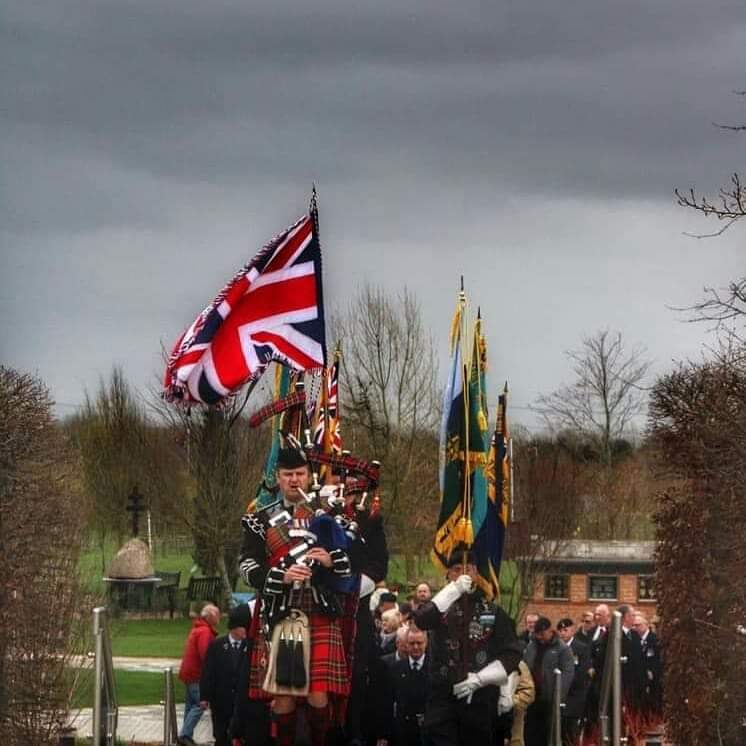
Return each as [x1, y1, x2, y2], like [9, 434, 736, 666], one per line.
[176, 583, 663, 746]
[173, 449, 663, 746]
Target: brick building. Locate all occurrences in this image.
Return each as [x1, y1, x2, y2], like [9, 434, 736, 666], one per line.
[522, 540, 657, 626]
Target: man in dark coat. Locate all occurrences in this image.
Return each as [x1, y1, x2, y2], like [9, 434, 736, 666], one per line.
[337, 478, 389, 746]
[617, 605, 646, 711]
[413, 557, 522, 746]
[575, 611, 596, 647]
[633, 612, 662, 717]
[199, 604, 251, 746]
[518, 612, 539, 650]
[588, 605, 647, 741]
[557, 618, 591, 746]
[522, 617, 575, 746]
[377, 626, 431, 746]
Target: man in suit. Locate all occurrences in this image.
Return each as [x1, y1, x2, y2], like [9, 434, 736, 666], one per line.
[381, 626, 412, 670]
[617, 605, 646, 711]
[518, 613, 539, 650]
[575, 611, 596, 647]
[199, 604, 251, 746]
[378, 626, 431, 746]
[556, 618, 591, 746]
[633, 612, 662, 717]
[365, 626, 411, 743]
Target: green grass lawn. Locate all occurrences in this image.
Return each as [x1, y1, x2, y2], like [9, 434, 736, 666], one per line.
[72, 668, 185, 708]
[110, 618, 196, 658]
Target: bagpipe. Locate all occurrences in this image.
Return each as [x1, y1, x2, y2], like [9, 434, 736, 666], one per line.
[251, 378, 382, 594]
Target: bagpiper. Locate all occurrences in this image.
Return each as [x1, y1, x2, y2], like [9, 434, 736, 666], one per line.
[238, 446, 356, 746]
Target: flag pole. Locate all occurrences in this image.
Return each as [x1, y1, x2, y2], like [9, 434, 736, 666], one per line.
[459, 278, 471, 570]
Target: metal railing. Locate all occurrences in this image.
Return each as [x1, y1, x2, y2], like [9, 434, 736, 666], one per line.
[92, 607, 118, 746]
[162, 667, 180, 746]
[598, 610, 626, 746]
[549, 667, 564, 746]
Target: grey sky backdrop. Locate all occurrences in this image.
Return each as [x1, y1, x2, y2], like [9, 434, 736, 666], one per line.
[2, 0, 744, 431]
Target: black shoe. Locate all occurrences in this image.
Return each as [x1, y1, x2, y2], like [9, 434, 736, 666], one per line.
[178, 737, 196, 746]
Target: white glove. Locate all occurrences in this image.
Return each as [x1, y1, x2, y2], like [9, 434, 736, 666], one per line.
[432, 575, 473, 613]
[497, 671, 519, 715]
[359, 573, 376, 598]
[453, 660, 508, 704]
[453, 672, 481, 702]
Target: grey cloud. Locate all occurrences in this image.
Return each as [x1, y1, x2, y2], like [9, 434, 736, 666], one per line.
[2, 0, 745, 425]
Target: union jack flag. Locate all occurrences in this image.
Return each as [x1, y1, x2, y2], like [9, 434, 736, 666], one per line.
[313, 355, 342, 453]
[163, 209, 327, 405]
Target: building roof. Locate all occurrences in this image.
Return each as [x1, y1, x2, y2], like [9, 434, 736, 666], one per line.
[538, 539, 655, 574]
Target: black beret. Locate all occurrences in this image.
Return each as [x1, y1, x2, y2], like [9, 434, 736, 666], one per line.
[228, 603, 251, 629]
[556, 618, 574, 630]
[534, 616, 552, 633]
[444, 549, 473, 568]
[276, 447, 308, 469]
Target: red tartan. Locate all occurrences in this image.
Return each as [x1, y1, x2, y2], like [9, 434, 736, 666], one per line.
[249, 612, 349, 698]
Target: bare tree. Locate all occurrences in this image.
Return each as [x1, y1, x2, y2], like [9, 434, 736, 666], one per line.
[533, 330, 650, 467]
[676, 172, 746, 234]
[675, 91, 746, 233]
[0, 367, 91, 745]
[502, 431, 589, 620]
[674, 91, 746, 335]
[333, 285, 440, 580]
[152, 394, 270, 601]
[70, 367, 186, 572]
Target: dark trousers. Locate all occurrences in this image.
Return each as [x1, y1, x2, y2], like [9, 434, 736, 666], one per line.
[395, 714, 428, 746]
[211, 711, 231, 746]
[561, 716, 582, 746]
[524, 700, 550, 746]
[230, 699, 273, 746]
[346, 603, 375, 742]
[424, 695, 493, 746]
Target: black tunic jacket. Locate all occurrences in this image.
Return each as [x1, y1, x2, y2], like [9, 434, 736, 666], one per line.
[413, 594, 522, 704]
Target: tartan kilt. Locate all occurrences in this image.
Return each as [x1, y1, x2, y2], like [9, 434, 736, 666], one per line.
[250, 590, 350, 698]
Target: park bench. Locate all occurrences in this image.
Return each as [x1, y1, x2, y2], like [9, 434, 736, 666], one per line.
[182, 575, 224, 614]
[154, 570, 181, 618]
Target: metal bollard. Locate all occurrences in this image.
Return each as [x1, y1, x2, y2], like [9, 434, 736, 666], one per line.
[163, 666, 179, 746]
[551, 667, 563, 746]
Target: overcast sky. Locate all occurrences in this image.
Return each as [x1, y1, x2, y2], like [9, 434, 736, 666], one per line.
[2, 0, 744, 431]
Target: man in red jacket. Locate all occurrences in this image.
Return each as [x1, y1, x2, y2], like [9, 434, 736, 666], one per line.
[178, 603, 221, 746]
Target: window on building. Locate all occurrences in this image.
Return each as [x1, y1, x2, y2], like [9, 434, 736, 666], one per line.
[588, 575, 618, 601]
[638, 574, 656, 601]
[544, 574, 569, 600]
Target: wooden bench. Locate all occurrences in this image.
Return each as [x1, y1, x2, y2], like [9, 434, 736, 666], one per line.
[183, 575, 224, 614]
[154, 570, 181, 618]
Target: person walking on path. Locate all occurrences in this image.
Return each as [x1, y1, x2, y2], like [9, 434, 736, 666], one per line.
[178, 603, 220, 746]
[200, 604, 251, 746]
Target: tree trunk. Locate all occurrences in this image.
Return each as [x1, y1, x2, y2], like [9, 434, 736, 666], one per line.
[217, 552, 233, 609]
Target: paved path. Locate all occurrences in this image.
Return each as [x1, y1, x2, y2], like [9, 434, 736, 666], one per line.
[70, 655, 216, 743]
[70, 704, 214, 744]
[113, 655, 183, 673]
[70, 655, 183, 673]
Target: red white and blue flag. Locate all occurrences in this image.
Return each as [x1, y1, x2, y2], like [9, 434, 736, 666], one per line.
[313, 356, 341, 453]
[163, 209, 327, 405]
